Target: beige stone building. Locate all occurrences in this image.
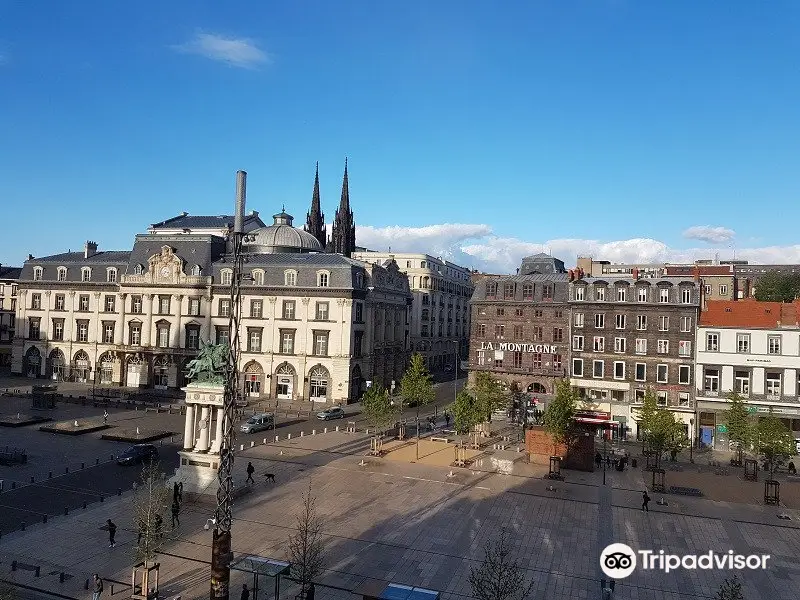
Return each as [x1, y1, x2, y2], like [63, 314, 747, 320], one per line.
[0, 265, 21, 368]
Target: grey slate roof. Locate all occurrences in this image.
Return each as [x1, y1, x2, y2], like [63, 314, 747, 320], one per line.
[150, 213, 265, 232]
[471, 273, 570, 303]
[20, 252, 132, 282]
[127, 235, 225, 276]
[216, 252, 367, 289]
[0, 266, 22, 280]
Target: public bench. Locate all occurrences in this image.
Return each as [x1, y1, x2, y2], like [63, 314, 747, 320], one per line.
[669, 485, 703, 497]
[430, 436, 451, 443]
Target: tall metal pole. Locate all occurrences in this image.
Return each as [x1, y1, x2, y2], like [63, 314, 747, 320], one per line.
[210, 170, 247, 600]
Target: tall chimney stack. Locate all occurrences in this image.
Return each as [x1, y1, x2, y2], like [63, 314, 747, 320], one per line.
[234, 170, 247, 235]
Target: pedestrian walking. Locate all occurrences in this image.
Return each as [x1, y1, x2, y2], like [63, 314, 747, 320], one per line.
[240, 583, 250, 600]
[171, 502, 180, 528]
[103, 410, 109, 425]
[91, 574, 104, 600]
[106, 519, 117, 547]
[642, 490, 651, 512]
[246, 462, 255, 484]
[444, 412, 451, 428]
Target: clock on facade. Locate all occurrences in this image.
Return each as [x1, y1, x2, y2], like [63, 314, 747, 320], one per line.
[160, 266, 171, 279]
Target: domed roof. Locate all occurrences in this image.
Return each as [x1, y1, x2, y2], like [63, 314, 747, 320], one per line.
[244, 209, 324, 254]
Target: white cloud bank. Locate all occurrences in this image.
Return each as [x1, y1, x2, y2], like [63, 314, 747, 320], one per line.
[354, 222, 800, 274]
[172, 32, 270, 69]
[682, 225, 736, 244]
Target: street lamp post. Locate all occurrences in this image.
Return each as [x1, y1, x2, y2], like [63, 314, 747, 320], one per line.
[209, 171, 247, 600]
[602, 429, 607, 486]
[689, 417, 695, 463]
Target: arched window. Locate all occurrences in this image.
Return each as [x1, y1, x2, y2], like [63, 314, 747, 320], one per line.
[251, 269, 264, 285]
[33, 266, 43, 281]
[220, 269, 233, 286]
[106, 267, 117, 283]
[133, 264, 144, 275]
[81, 267, 92, 282]
[355, 272, 363, 288]
[317, 270, 330, 287]
[284, 270, 297, 286]
[57, 266, 67, 281]
[191, 264, 202, 276]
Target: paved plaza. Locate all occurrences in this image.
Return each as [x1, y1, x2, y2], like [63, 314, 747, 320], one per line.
[1, 425, 800, 600]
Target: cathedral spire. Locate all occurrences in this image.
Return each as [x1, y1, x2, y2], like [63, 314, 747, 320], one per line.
[304, 161, 326, 249]
[328, 158, 356, 257]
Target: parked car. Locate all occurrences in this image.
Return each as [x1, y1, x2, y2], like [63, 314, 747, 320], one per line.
[116, 444, 159, 466]
[240, 413, 274, 434]
[316, 407, 345, 421]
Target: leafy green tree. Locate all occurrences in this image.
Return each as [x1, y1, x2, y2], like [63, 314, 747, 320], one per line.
[724, 392, 752, 462]
[634, 388, 659, 450]
[469, 528, 534, 600]
[647, 407, 688, 466]
[451, 390, 481, 435]
[361, 383, 395, 435]
[753, 271, 800, 302]
[542, 379, 578, 452]
[715, 575, 744, 600]
[400, 352, 435, 413]
[753, 409, 797, 477]
[473, 371, 508, 422]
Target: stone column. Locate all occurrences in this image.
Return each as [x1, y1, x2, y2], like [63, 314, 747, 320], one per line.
[172, 294, 183, 348]
[143, 295, 153, 347]
[115, 294, 126, 345]
[93, 293, 102, 345]
[196, 406, 210, 452]
[202, 294, 213, 343]
[211, 407, 224, 452]
[43, 291, 52, 344]
[183, 404, 195, 450]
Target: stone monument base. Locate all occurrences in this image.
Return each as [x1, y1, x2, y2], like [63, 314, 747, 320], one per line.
[173, 449, 221, 497]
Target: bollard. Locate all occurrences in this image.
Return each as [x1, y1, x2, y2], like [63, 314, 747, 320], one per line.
[30, 476, 34, 483]
[11, 481, 16, 489]
[81, 462, 85, 469]
[239, 444, 244, 451]
[118, 488, 122, 496]
[84, 579, 90, 590]
[287, 433, 291, 439]
[35, 566, 40, 577]
[335, 425, 339, 432]
[64, 506, 69, 515]
[65, 467, 69, 474]
[274, 435, 279, 442]
[324, 427, 327, 433]
[300, 431, 304, 437]
[250, 441, 254, 448]
[96, 458, 100, 465]
[312, 429, 316, 435]
[263, 438, 267, 445]
[110, 454, 113, 461]
[21, 521, 25, 531]
[100, 494, 104, 502]
[59, 572, 65, 584]
[111, 584, 115, 594]
[11, 561, 17, 571]
[83, 501, 87, 509]
[43, 515, 47, 524]
[48, 471, 52, 479]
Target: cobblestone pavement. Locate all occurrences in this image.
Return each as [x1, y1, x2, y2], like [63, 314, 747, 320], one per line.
[1, 430, 799, 600]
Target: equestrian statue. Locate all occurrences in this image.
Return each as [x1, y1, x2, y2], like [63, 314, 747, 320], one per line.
[185, 341, 229, 385]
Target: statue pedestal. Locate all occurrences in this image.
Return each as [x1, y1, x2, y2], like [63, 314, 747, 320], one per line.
[173, 382, 226, 497]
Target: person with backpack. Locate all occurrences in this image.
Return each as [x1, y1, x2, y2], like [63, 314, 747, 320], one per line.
[246, 462, 255, 484]
[92, 574, 104, 600]
[642, 490, 651, 512]
[106, 519, 117, 547]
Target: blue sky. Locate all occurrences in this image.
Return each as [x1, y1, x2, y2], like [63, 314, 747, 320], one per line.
[1, 1, 799, 272]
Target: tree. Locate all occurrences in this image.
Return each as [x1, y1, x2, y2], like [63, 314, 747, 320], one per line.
[724, 392, 752, 462]
[400, 353, 436, 459]
[451, 389, 481, 435]
[473, 371, 508, 422]
[542, 379, 578, 452]
[647, 407, 688, 467]
[753, 271, 800, 303]
[361, 383, 395, 435]
[753, 409, 796, 478]
[633, 388, 659, 451]
[469, 528, 534, 600]
[715, 575, 744, 600]
[133, 462, 170, 565]
[288, 484, 325, 597]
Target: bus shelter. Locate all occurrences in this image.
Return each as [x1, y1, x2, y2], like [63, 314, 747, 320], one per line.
[230, 555, 290, 600]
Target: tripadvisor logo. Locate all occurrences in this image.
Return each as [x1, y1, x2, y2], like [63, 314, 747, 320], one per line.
[600, 543, 770, 579]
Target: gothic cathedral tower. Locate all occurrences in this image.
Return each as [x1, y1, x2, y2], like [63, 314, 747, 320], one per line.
[304, 162, 327, 249]
[327, 159, 356, 257]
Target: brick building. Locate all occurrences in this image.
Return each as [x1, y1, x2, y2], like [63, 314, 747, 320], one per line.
[568, 270, 700, 440]
[469, 258, 569, 398]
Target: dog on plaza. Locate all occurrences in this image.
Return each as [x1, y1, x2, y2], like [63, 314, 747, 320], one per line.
[264, 473, 275, 483]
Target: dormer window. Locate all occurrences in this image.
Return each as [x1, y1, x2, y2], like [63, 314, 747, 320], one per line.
[252, 270, 264, 286]
[317, 270, 330, 288]
[284, 270, 297, 287]
[33, 266, 43, 281]
[106, 268, 117, 283]
[81, 267, 92, 282]
[191, 265, 202, 276]
[220, 269, 233, 286]
[355, 272, 364, 288]
[133, 264, 144, 276]
[57, 267, 67, 281]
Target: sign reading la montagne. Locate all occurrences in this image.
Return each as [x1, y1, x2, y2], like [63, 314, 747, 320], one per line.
[478, 341, 560, 353]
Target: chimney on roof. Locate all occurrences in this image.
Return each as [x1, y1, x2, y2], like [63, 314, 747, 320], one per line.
[693, 265, 700, 282]
[632, 268, 639, 280]
[516, 268, 519, 275]
[28, 254, 34, 261]
[250, 210, 259, 217]
[568, 269, 575, 281]
[84, 241, 98, 259]
[181, 211, 188, 216]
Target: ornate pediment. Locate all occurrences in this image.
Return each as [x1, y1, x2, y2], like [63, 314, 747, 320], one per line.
[147, 246, 185, 284]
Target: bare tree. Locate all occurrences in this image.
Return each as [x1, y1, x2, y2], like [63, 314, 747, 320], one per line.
[133, 462, 170, 566]
[288, 483, 326, 597]
[469, 528, 534, 600]
[715, 575, 744, 600]
[0, 578, 16, 600]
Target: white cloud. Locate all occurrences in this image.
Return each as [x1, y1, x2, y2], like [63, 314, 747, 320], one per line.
[172, 32, 270, 69]
[353, 222, 800, 274]
[682, 225, 735, 244]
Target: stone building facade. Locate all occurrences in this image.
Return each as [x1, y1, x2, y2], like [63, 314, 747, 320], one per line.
[0, 265, 21, 367]
[468, 266, 570, 397]
[568, 271, 700, 439]
[351, 251, 472, 376]
[13, 167, 412, 403]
